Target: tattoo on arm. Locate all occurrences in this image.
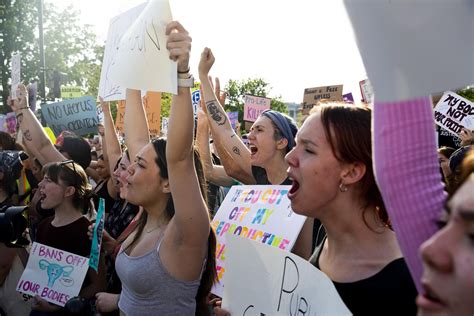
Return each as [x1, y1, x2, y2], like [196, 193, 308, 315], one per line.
[206, 100, 227, 126]
[24, 130, 32, 142]
[231, 134, 236, 138]
[232, 146, 241, 156]
[16, 113, 24, 125]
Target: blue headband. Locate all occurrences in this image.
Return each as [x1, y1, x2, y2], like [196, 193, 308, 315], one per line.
[261, 110, 297, 151]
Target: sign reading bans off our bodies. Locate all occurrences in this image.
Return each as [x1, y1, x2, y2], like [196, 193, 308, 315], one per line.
[210, 185, 306, 297]
[41, 96, 99, 136]
[434, 91, 474, 136]
[17, 243, 89, 307]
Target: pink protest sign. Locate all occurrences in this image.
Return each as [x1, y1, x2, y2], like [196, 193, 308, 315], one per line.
[243, 95, 271, 122]
[17, 242, 89, 307]
[210, 185, 306, 297]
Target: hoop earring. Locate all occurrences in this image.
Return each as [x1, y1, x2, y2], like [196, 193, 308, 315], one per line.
[339, 181, 348, 193]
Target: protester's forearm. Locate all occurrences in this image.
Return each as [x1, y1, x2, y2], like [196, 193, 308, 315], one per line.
[167, 87, 194, 162]
[124, 89, 150, 159]
[103, 106, 122, 173]
[373, 97, 445, 293]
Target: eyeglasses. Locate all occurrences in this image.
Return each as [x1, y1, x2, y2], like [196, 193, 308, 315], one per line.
[59, 160, 78, 187]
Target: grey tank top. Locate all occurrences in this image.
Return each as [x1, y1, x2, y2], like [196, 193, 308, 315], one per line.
[115, 237, 201, 315]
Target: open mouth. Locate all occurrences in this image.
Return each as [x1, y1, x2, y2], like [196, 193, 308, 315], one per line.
[288, 179, 300, 199]
[249, 144, 258, 156]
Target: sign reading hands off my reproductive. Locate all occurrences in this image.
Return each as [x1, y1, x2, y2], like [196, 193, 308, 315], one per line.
[17, 243, 89, 307]
[344, 0, 474, 101]
[108, 0, 176, 94]
[222, 235, 351, 315]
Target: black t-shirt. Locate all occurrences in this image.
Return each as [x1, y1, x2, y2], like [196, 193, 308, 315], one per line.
[309, 237, 417, 316]
[251, 166, 292, 185]
[93, 179, 115, 215]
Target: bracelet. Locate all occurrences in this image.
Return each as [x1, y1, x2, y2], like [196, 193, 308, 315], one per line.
[18, 106, 30, 111]
[178, 67, 190, 74]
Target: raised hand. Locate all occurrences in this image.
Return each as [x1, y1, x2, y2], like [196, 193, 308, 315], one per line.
[166, 21, 192, 73]
[198, 47, 215, 79]
[8, 84, 28, 112]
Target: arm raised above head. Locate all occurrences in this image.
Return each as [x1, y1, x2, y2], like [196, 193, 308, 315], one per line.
[373, 97, 446, 292]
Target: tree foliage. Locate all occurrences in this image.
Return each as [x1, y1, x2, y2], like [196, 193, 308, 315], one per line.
[224, 78, 287, 124]
[457, 86, 474, 102]
[0, 1, 103, 112]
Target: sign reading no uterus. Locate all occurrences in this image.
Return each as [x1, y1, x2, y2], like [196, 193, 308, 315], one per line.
[17, 243, 89, 307]
[107, 0, 176, 95]
[223, 235, 351, 315]
[243, 95, 271, 122]
[41, 96, 99, 136]
[210, 185, 306, 297]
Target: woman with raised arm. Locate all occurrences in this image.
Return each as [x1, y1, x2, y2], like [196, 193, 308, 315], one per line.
[199, 48, 297, 186]
[113, 22, 216, 316]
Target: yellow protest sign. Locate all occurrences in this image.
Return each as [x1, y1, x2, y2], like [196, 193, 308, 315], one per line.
[114, 92, 161, 136]
[61, 86, 83, 99]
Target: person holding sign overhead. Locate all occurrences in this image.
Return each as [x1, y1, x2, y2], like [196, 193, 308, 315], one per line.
[113, 21, 216, 316]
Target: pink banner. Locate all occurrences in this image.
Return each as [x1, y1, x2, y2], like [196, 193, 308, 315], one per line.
[243, 95, 271, 122]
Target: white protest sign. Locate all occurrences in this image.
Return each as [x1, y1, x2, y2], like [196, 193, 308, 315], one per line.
[434, 91, 474, 136]
[98, 3, 147, 101]
[359, 79, 373, 104]
[17, 242, 89, 307]
[243, 95, 271, 122]
[344, 0, 474, 101]
[108, 0, 176, 94]
[161, 117, 169, 136]
[11, 53, 20, 99]
[222, 235, 351, 315]
[211, 185, 306, 297]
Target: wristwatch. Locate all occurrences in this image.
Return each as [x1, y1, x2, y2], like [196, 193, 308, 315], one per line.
[177, 74, 194, 88]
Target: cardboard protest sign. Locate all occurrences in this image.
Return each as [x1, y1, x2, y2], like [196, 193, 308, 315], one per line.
[303, 84, 343, 108]
[115, 93, 161, 135]
[433, 91, 474, 136]
[5, 112, 17, 134]
[210, 185, 306, 297]
[343, 92, 355, 104]
[227, 112, 239, 130]
[98, 3, 146, 101]
[143, 92, 161, 135]
[222, 235, 351, 315]
[61, 86, 83, 99]
[359, 79, 373, 104]
[344, 0, 473, 101]
[108, 0, 176, 94]
[40, 96, 99, 136]
[17, 242, 89, 307]
[11, 53, 20, 99]
[89, 199, 105, 272]
[243, 95, 271, 122]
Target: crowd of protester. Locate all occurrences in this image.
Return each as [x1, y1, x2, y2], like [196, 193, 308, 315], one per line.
[0, 19, 473, 316]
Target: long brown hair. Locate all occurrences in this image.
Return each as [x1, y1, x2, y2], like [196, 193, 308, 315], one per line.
[315, 104, 391, 228]
[126, 138, 216, 315]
